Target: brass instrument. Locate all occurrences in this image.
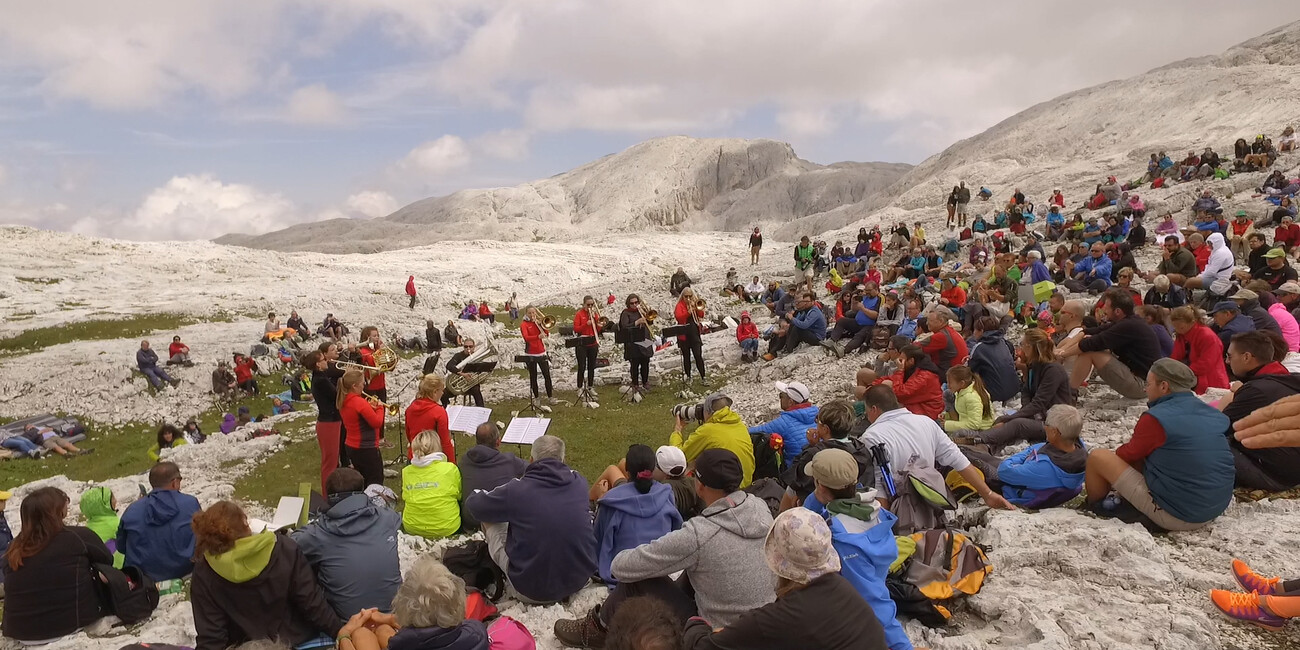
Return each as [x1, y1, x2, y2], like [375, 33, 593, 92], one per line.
[588, 307, 610, 335]
[689, 297, 707, 325]
[336, 344, 399, 373]
[365, 394, 401, 417]
[446, 338, 498, 396]
[639, 304, 659, 338]
[540, 314, 557, 333]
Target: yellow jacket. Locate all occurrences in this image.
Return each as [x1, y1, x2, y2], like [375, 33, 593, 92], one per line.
[945, 385, 995, 433]
[669, 406, 754, 488]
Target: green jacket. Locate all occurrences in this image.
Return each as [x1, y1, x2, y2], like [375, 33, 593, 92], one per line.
[401, 454, 462, 539]
[795, 244, 815, 270]
[945, 385, 994, 433]
[148, 437, 189, 461]
[79, 486, 125, 568]
[206, 531, 277, 583]
[670, 406, 755, 488]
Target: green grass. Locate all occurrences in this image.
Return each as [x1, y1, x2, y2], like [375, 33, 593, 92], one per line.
[15, 276, 61, 285]
[1, 374, 291, 488]
[493, 305, 578, 331]
[0, 314, 223, 355]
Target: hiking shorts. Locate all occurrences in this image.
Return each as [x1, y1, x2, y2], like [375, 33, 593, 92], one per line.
[956, 201, 969, 214]
[1113, 467, 1207, 532]
[1095, 354, 1147, 399]
[799, 265, 813, 280]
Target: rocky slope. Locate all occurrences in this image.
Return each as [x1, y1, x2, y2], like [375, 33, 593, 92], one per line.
[216, 137, 909, 253]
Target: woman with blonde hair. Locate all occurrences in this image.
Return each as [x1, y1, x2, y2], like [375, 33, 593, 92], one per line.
[520, 305, 555, 407]
[338, 369, 386, 488]
[1169, 306, 1229, 394]
[961, 329, 1072, 452]
[944, 365, 995, 434]
[384, 555, 488, 649]
[405, 373, 451, 462]
[400, 431, 462, 539]
[190, 501, 344, 650]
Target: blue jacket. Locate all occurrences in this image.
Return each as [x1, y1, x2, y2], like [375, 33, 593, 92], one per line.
[791, 306, 827, 339]
[593, 482, 682, 585]
[136, 348, 160, 370]
[806, 495, 911, 650]
[967, 331, 1021, 402]
[1141, 392, 1234, 524]
[292, 493, 403, 617]
[896, 317, 919, 340]
[387, 620, 489, 650]
[117, 489, 201, 581]
[997, 443, 1087, 507]
[750, 404, 820, 467]
[1047, 212, 1064, 227]
[1072, 254, 1112, 288]
[855, 295, 881, 328]
[1029, 260, 1052, 285]
[464, 458, 597, 602]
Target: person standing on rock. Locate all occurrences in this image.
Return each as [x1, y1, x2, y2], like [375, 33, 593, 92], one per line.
[946, 185, 959, 229]
[956, 182, 971, 228]
[749, 227, 763, 265]
[405, 275, 417, 309]
[795, 236, 816, 293]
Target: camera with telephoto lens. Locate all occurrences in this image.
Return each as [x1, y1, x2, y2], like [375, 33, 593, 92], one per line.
[672, 402, 706, 423]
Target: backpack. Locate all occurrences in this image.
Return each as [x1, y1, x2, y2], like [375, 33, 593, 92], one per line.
[441, 540, 506, 601]
[750, 432, 783, 480]
[889, 466, 956, 535]
[93, 563, 159, 624]
[871, 326, 892, 351]
[487, 616, 537, 650]
[743, 478, 786, 517]
[901, 529, 993, 601]
[465, 588, 500, 622]
[959, 227, 972, 241]
[56, 419, 86, 438]
[249, 344, 271, 357]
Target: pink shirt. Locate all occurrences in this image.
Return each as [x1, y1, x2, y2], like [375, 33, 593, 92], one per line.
[1269, 302, 1300, 352]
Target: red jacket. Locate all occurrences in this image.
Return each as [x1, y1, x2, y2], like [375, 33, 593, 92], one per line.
[360, 346, 386, 391]
[1171, 323, 1229, 394]
[404, 398, 452, 462]
[736, 319, 759, 342]
[169, 342, 187, 358]
[234, 358, 256, 384]
[478, 303, 493, 318]
[521, 319, 546, 355]
[340, 392, 384, 449]
[572, 308, 600, 346]
[674, 299, 705, 342]
[1051, 193, 1065, 207]
[1276, 224, 1300, 249]
[1193, 244, 1211, 272]
[940, 286, 967, 308]
[405, 277, 416, 296]
[887, 366, 944, 419]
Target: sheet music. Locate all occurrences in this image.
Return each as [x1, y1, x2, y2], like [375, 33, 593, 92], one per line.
[446, 405, 492, 433]
[248, 496, 304, 533]
[502, 417, 551, 445]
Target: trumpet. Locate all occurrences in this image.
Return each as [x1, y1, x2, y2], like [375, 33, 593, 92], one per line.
[365, 394, 401, 417]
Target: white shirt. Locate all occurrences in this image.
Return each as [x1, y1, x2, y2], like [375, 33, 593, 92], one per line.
[1283, 351, 1300, 374]
[745, 281, 764, 295]
[859, 408, 970, 491]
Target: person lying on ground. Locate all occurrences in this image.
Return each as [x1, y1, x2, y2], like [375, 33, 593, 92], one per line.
[1084, 358, 1234, 532]
[148, 423, 189, 461]
[292, 468, 402, 619]
[553, 449, 776, 648]
[20, 424, 87, 457]
[1214, 331, 1300, 492]
[961, 404, 1087, 509]
[190, 500, 345, 650]
[119, 461, 201, 581]
[681, 507, 890, 650]
[401, 431, 461, 540]
[137, 340, 180, 390]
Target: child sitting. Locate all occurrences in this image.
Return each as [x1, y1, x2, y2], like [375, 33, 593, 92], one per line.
[943, 366, 995, 435]
[736, 311, 761, 362]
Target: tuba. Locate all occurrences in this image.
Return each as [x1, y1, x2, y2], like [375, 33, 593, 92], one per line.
[445, 338, 498, 396]
[337, 344, 399, 373]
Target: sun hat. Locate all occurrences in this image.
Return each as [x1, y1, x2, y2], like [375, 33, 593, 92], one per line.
[774, 381, 811, 403]
[655, 446, 687, 478]
[764, 508, 841, 585]
[806, 449, 859, 490]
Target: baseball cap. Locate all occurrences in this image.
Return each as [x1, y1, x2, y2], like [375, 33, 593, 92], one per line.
[1236, 210, 1249, 218]
[1276, 282, 1300, 295]
[655, 446, 687, 478]
[694, 449, 743, 492]
[1211, 301, 1240, 314]
[1232, 289, 1259, 301]
[1264, 248, 1287, 259]
[1150, 358, 1198, 393]
[806, 449, 859, 490]
[774, 381, 811, 403]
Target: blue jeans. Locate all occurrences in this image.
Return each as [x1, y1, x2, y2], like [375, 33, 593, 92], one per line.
[141, 366, 173, 389]
[2, 437, 40, 457]
[740, 339, 759, 354]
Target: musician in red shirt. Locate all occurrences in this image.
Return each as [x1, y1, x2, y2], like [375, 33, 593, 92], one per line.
[338, 369, 386, 487]
[358, 326, 388, 402]
[405, 374, 452, 462]
[521, 306, 555, 405]
[674, 287, 708, 384]
[572, 295, 603, 398]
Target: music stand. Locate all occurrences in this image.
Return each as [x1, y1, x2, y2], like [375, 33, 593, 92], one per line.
[564, 335, 597, 349]
[661, 325, 691, 338]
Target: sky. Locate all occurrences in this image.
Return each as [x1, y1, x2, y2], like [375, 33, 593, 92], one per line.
[0, 2, 1297, 242]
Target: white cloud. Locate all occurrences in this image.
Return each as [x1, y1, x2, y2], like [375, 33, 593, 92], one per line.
[474, 129, 531, 161]
[345, 190, 400, 218]
[285, 83, 349, 126]
[397, 135, 471, 175]
[776, 108, 838, 138]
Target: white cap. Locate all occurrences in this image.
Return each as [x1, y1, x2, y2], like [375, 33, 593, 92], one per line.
[655, 446, 687, 478]
[775, 381, 811, 403]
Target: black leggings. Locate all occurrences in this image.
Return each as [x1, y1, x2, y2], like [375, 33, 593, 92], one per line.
[680, 340, 705, 378]
[526, 357, 553, 398]
[575, 345, 598, 388]
[628, 358, 650, 386]
[348, 447, 384, 488]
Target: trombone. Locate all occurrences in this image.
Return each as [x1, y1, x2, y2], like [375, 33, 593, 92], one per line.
[638, 304, 659, 338]
[365, 393, 401, 417]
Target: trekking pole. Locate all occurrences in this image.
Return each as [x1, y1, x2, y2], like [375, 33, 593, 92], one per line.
[870, 443, 896, 499]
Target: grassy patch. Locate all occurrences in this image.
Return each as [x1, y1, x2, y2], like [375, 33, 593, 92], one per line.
[1, 374, 291, 488]
[493, 305, 578, 332]
[0, 314, 210, 355]
[15, 276, 61, 285]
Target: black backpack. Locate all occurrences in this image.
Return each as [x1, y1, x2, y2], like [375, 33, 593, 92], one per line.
[750, 432, 783, 481]
[93, 563, 159, 625]
[440, 540, 506, 601]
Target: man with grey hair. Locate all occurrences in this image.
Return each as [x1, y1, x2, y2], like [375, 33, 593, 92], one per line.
[458, 421, 527, 529]
[465, 434, 596, 604]
[959, 404, 1088, 508]
[1084, 358, 1234, 531]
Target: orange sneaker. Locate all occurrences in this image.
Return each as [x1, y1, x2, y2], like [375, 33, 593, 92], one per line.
[1210, 589, 1287, 630]
[1233, 559, 1282, 596]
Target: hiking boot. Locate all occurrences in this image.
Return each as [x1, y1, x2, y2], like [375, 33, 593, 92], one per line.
[820, 339, 845, 359]
[762, 353, 776, 361]
[1210, 590, 1287, 630]
[1233, 559, 1282, 596]
[547, 396, 560, 405]
[79, 448, 95, 455]
[554, 606, 607, 648]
